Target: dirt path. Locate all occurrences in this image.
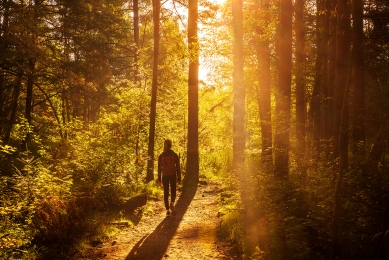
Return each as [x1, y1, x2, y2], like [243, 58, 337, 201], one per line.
[79, 182, 240, 260]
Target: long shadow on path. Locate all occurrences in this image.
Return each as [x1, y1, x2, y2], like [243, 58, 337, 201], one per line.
[126, 185, 198, 260]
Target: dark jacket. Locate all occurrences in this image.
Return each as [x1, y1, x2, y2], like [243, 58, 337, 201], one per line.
[158, 149, 181, 182]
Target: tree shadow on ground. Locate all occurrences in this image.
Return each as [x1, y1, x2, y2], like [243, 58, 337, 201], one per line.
[125, 184, 198, 260]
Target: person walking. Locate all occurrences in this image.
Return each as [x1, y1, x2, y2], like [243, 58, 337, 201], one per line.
[158, 139, 181, 217]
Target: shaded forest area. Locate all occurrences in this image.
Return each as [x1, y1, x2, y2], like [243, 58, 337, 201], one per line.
[1, 0, 389, 259]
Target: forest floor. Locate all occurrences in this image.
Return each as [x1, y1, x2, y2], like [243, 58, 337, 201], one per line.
[75, 181, 242, 260]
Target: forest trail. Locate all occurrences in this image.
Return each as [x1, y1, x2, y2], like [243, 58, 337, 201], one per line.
[76, 182, 240, 260]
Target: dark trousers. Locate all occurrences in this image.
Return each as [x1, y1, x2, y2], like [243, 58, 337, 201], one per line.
[162, 175, 176, 210]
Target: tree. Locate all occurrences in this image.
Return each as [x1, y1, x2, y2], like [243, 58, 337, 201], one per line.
[256, 0, 273, 171]
[232, 0, 245, 173]
[310, 0, 326, 152]
[295, 0, 306, 180]
[146, 0, 161, 182]
[185, 0, 200, 185]
[274, 0, 292, 179]
[332, 0, 350, 256]
[351, 0, 365, 149]
[133, 0, 141, 87]
[325, 0, 337, 155]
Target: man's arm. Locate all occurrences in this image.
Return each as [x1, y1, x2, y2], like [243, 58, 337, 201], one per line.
[157, 154, 162, 182]
[175, 153, 181, 182]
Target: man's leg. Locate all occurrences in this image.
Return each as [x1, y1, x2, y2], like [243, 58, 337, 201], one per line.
[170, 176, 177, 204]
[169, 176, 177, 215]
[162, 176, 170, 210]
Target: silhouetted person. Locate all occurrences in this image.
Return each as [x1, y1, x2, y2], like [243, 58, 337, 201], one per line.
[158, 139, 181, 217]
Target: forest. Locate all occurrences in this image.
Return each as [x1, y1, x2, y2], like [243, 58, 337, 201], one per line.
[1, 0, 389, 259]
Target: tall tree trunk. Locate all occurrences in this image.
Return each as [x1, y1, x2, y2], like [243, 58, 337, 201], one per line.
[0, 0, 9, 134]
[133, 0, 141, 87]
[257, 0, 273, 172]
[21, 59, 35, 152]
[273, 0, 293, 257]
[185, 0, 199, 185]
[62, 89, 68, 139]
[351, 0, 365, 149]
[295, 0, 306, 182]
[332, 0, 350, 257]
[4, 74, 22, 144]
[274, 0, 292, 180]
[146, 0, 160, 182]
[311, 0, 326, 153]
[333, 0, 349, 161]
[0, 71, 4, 128]
[232, 0, 245, 173]
[326, 0, 336, 156]
[133, 0, 143, 174]
[332, 69, 350, 259]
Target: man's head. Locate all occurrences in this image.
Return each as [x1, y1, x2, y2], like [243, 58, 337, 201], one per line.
[164, 139, 172, 151]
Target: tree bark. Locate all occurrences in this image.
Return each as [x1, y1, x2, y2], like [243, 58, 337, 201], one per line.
[326, 0, 336, 156]
[21, 59, 35, 152]
[4, 74, 22, 144]
[295, 0, 306, 182]
[133, 0, 141, 87]
[333, 0, 349, 161]
[146, 0, 160, 182]
[332, 0, 350, 256]
[133, 0, 143, 174]
[257, 0, 273, 172]
[351, 0, 365, 148]
[185, 0, 199, 185]
[311, 0, 326, 152]
[274, 0, 292, 180]
[232, 0, 245, 173]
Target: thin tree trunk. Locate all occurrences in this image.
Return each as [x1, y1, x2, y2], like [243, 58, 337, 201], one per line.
[134, 0, 141, 86]
[311, 0, 326, 152]
[332, 67, 350, 259]
[62, 89, 67, 139]
[146, 0, 160, 182]
[0, 0, 9, 133]
[326, 0, 336, 156]
[232, 0, 245, 173]
[22, 59, 35, 151]
[332, 0, 350, 256]
[185, 0, 199, 185]
[295, 0, 306, 182]
[133, 0, 143, 175]
[352, 0, 365, 149]
[333, 0, 349, 161]
[274, 0, 292, 180]
[4, 74, 22, 144]
[257, 0, 272, 172]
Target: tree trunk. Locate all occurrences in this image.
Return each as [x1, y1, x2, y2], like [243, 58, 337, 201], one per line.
[333, 0, 349, 161]
[4, 74, 22, 144]
[185, 0, 199, 185]
[332, 0, 350, 256]
[21, 59, 35, 152]
[146, 0, 160, 182]
[295, 0, 306, 182]
[133, 0, 143, 174]
[257, 0, 273, 172]
[62, 89, 67, 139]
[232, 0, 245, 173]
[274, 0, 292, 180]
[326, 0, 336, 156]
[133, 0, 141, 87]
[351, 0, 365, 149]
[311, 0, 326, 152]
